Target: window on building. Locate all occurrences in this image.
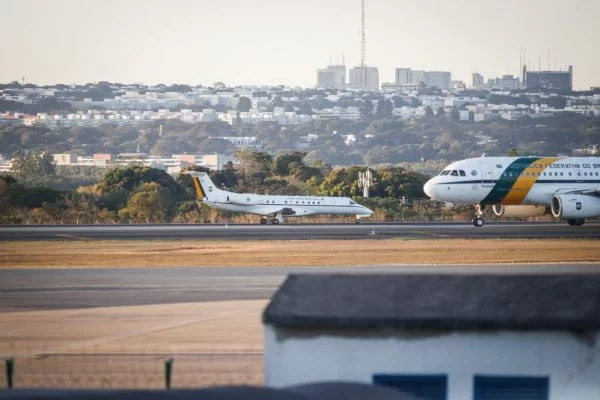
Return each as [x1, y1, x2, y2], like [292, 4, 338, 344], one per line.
[373, 374, 447, 400]
[473, 376, 549, 400]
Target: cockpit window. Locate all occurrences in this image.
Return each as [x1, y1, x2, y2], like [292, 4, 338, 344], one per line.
[459, 170, 466, 176]
[440, 170, 450, 176]
[450, 170, 458, 176]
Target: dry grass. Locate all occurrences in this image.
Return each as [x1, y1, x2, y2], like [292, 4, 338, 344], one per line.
[1, 239, 599, 267]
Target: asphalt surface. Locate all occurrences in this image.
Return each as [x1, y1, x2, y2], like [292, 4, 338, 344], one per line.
[1, 221, 599, 241]
[1, 265, 599, 312]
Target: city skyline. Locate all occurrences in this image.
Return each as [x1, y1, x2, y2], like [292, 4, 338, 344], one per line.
[2, 0, 599, 90]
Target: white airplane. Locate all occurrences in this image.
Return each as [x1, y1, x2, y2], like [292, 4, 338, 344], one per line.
[423, 155, 600, 227]
[185, 171, 373, 224]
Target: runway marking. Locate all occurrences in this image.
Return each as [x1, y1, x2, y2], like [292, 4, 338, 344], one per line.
[55, 234, 89, 240]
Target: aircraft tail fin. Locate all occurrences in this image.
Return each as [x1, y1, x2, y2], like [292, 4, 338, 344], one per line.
[183, 171, 223, 201]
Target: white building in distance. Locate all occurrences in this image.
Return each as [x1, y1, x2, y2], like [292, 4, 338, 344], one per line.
[316, 65, 347, 89]
[349, 66, 379, 90]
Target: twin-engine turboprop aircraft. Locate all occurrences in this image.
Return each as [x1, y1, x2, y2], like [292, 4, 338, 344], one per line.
[423, 156, 600, 227]
[185, 171, 373, 224]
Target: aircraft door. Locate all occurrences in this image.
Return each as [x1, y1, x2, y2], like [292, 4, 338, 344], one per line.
[576, 169, 583, 183]
[480, 162, 494, 187]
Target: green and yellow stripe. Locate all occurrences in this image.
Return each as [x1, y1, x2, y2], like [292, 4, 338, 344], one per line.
[481, 156, 561, 205]
[500, 157, 561, 204]
[192, 176, 206, 199]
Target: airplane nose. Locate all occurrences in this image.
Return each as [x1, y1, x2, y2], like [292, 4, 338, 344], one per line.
[423, 179, 436, 199]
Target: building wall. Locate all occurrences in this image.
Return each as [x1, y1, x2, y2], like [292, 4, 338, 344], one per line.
[264, 327, 600, 400]
[349, 67, 379, 90]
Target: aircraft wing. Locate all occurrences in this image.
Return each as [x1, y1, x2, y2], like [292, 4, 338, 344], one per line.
[249, 205, 313, 217]
[556, 187, 600, 196]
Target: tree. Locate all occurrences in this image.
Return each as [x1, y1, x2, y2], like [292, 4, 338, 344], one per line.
[375, 99, 394, 119]
[436, 107, 446, 117]
[236, 96, 252, 113]
[359, 99, 374, 119]
[273, 152, 307, 176]
[298, 102, 314, 115]
[508, 148, 520, 156]
[10, 150, 56, 185]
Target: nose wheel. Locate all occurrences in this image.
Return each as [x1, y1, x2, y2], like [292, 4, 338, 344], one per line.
[472, 217, 484, 227]
[472, 204, 485, 227]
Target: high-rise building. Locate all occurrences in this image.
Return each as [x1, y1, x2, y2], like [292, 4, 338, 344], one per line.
[349, 66, 379, 90]
[316, 65, 347, 89]
[523, 65, 573, 92]
[472, 73, 484, 89]
[411, 70, 425, 86]
[488, 75, 520, 90]
[395, 68, 411, 85]
[424, 71, 452, 90]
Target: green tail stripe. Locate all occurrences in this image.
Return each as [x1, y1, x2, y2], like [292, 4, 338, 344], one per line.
[481, 157, 541, 205]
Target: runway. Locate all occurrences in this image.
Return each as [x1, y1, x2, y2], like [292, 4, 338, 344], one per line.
[1, 264, 599, 312]
[1, 221, 599, 241]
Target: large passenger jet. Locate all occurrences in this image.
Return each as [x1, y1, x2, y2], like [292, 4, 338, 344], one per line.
[185, 172, 373, 224]
[423, 156, 600, 227]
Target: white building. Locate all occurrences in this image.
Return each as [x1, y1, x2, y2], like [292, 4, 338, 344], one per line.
[424, 71, 452, 90]
[349, 66, 379, 90]
[316, 65, 347, 89]
[263, 273, 600, 400]
[472, 72, 485, 89]
[395, 68, 412, 85]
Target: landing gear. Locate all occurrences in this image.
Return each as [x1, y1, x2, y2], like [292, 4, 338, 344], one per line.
[472, 204, 485, 227]
[260, 218, 268, 225]
[271, 213, 284, 225]
[356, 219, 361, 224]
[472, 217, 484, 227]
[567, 218, 585, 226]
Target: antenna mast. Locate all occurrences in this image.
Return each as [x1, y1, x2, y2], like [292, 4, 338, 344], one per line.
[360, 0, 366, 88]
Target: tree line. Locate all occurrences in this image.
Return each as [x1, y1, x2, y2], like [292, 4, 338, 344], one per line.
[0, 150, 501, 225]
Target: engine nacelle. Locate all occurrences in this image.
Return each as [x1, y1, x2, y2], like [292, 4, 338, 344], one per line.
[551, 194, 600, 219]
[492, 204, 548, 218]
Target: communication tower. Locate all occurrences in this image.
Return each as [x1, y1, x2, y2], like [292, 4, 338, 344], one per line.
[358, 169, 373, 198]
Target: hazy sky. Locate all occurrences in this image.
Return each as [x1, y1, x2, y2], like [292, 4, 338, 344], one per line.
[2, 0, 599, 89]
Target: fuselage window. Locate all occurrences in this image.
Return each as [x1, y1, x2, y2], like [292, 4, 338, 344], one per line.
[584, 172, 588, 176]
[508, 172, 513, 177]
[560, 172, 564, 176]
[459, 170, 466, 176]
[450, 170, 458, 176]
[471, 170, 477, 176]
[569, 172, 572, 176]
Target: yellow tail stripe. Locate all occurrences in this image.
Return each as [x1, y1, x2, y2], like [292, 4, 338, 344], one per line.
[192, 177, 206, 199]
[501, 157, 562, 204]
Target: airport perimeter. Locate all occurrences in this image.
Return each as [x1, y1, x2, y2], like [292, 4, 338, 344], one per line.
[1, 223, 600, 390]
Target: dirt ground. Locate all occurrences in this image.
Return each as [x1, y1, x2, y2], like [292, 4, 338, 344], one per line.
[1, 238, 599, 267]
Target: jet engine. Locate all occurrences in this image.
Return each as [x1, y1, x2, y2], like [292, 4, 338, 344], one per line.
[551, 194, 600, 219]
[492, 204, 548, 218]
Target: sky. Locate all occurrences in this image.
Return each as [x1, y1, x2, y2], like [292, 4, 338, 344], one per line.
[2, 0, 599, 90]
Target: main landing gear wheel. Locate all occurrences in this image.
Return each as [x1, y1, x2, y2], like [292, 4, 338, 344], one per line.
[472, 217, 484, 227]
[355, 219, 361, 224]
[260, 218, 267, 225]
[567, 218, 585, 226]
[271, 218, 280, 225]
